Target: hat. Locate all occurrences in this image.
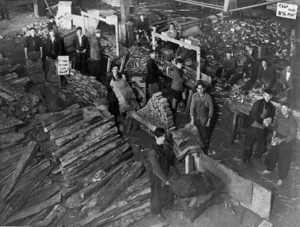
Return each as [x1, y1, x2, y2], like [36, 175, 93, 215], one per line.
[94, 29, 101, 34]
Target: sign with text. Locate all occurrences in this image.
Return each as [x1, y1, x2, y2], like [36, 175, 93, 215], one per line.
[57, 56, 70, 75]
[276, 3, 298, 19]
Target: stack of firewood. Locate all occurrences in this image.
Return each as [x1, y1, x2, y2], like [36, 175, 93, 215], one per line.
[138, 92, 175, 131]
[0, 81, 47, 120]
[36, 106, 150, 226]
[0, 141, 63, 226]
[64, 70, 108, 107]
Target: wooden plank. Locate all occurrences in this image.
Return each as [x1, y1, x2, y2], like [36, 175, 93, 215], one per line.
[198, 153, 272, 219]
[0, 141, 38, 200]
[130, 112, 157, 132]
[3, 192, 62, 225]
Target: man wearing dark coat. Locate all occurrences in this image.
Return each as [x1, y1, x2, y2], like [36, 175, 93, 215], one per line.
[90, 29, 103, 79]
[148, 127, 175, 221]
[45, 29, 63, 60]
[73, 27, 89, 74]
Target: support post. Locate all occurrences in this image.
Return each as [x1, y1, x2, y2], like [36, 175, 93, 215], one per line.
[224, 0, 237, 12]
[81, 14, 86, 35]
[196, 47, 201, 81]
[33, 0, 46, 17]
[120, 0, 130, 22]
[151, 27, 157, 50]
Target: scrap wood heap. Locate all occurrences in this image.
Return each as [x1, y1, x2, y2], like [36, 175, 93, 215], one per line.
[138, 92, 175, 131]
[0, 140, 63, 226]
[0, 73, 47, 121]
[125, 46, 150, 73]
[37, 106, 149, 227]
[199, 18, 290, 70]
[64, 69, 108, 107]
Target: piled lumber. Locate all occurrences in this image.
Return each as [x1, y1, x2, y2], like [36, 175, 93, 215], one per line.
[38, 106, 151, 226]
[138, 92, 175, 131]
[125, 46, 150, 74]
[0, 141, 61, 226]
[0, 82, 47, 120]
[64, 70, 108, 107]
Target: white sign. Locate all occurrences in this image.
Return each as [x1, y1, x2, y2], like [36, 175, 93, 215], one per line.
[276, 3, 298, 19]
[57, 56, 70, 75]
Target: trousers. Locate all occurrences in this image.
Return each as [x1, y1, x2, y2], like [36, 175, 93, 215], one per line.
[243, 126, 266, 161]
[264, 141, 294, 180]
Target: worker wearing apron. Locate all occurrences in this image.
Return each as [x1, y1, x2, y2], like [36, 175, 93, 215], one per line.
[190, 80, 214, 154]
[24, 27, 43, 62]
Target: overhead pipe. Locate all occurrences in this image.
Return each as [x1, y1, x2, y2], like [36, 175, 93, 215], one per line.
[229, 0, 289, 12]
[174, 0, 224, 11]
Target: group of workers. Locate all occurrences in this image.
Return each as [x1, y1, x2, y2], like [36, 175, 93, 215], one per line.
[21, 13, 297, 220]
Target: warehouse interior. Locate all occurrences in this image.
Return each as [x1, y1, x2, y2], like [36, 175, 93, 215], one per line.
[0, 0, 300, 226]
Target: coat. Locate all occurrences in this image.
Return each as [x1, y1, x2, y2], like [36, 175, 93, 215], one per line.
[90, 36, 102, 61]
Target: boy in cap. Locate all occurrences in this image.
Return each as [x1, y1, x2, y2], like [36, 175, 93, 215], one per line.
[171, 58, 185, 112]
[73, 26, 89, 74]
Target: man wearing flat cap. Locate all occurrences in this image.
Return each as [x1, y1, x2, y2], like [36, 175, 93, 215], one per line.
[90, 29, 102, 79]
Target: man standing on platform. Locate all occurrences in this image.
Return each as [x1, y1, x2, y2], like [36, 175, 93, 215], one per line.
[190, 80, 214, 154]
[0, 0, 9, 20]
[262, 102, 297, 186]
[24, 27, 43, 62]
[243, 89, 275, 165]
[147, 50, 161, 98]
[45, 29, 63, 60]
[171, 58, 185, 112]
[73, 27, 89, 74]
[90, 29, 102, 79]
[258, 60, 276, 89]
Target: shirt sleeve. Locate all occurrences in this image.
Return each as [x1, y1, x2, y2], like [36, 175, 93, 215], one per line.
[207, 94, 214, 119]
[24, 37, 29, 48]
[190, 93, 196, 117]
[148, 149, 168, 182]
[285, 118, 297, 143]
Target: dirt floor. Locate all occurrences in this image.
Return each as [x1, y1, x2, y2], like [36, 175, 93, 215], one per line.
[1, 2, 300, 227]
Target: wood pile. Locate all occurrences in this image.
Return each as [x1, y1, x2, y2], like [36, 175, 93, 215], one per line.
[0, 81, 47, 120]
[0, 141, 63, 226]
[36, 106, 150, 226]
[64, 70, 108, 107]
[125, 46, 149, 74]
[138, 92, 175, 131]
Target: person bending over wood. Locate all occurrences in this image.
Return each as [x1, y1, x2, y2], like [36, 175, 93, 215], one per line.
[262, 102, 297, 186]
[148, 127, 176, 222]
[190, 80, 214, 154]
[73, 26, 89, 74]
[243, 89, 275, 165]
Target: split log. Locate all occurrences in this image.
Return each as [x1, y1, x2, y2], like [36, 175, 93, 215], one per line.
[26, 178, 53, 203]
[0, 90, 15, 101]
[5, 77, 30, 88]
[60, 124, 118, 166]
[65, 161, 130, 210]
[1, 141, 38, 200]
[0, 117, 24, 131]
[81, 161, 144, 215]
[0, 83, 22, 100]
[31, 205, 66, 227]
[5, 160, 51, 202]
[0, 163, 52, 225]
[0, 132, 25, 145]
[22, 207, 53, 226]
[54, 116, 112, 147]
[0, 72, 19, 82]
[2, 192, 62, 226]
[64, 103, 80, 110]
[0, 126, 16, 134]
[61, 137, 124, 177]
[35, 108, 83, 122]
[24, 184, 61, 209]
[43, 111, 83, 132]
[76, 144, 132, 183]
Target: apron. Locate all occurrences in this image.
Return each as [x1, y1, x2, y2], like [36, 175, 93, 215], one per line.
[149, 143, 174, 214]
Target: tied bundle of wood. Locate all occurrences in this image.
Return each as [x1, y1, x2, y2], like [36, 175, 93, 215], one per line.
[0, 82, 47, 120]
[138, 92, 175, 131]
[64, 70, 108, 107]
[0, 141, 64, 226]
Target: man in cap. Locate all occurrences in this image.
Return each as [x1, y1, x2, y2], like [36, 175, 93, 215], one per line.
[24, 27, 43, 62]
[90, 29, 103, 79]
